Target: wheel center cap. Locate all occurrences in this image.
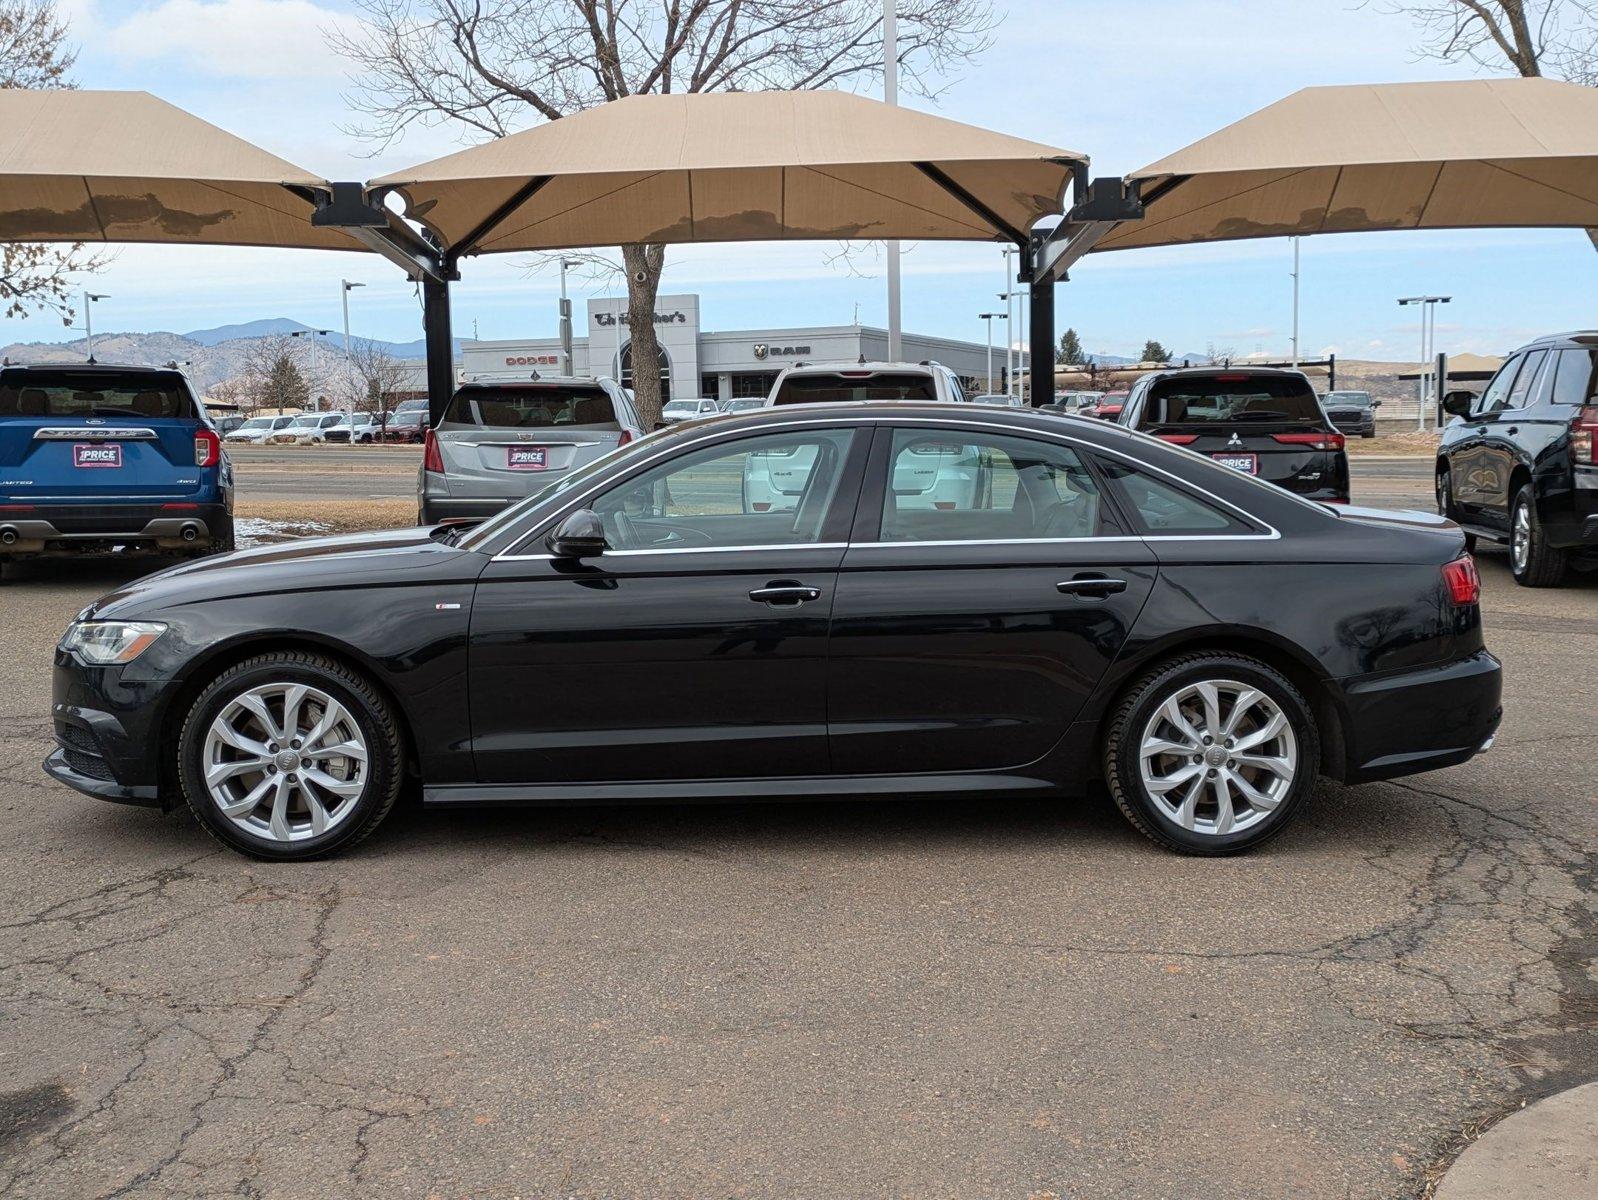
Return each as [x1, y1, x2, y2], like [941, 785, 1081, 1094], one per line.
[275, 750, 301, 772]
[1204, 746, 1228, 767]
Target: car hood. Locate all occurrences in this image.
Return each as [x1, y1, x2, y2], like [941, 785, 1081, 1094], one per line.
[87, 525, 485, 618]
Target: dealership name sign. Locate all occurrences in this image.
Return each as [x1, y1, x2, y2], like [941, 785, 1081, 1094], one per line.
[593, 310, 689, 327]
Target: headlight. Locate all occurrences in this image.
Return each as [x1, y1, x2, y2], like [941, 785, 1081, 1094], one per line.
[59, 621, 167, 665]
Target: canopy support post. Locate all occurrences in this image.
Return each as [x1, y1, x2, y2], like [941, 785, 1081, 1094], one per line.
[1021, 236, 1055, 407]
[423, 276, 454, 426]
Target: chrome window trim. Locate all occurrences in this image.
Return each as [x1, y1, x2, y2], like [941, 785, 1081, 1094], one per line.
[495, 541, 849, 563]
[488, 412, 1283, 560]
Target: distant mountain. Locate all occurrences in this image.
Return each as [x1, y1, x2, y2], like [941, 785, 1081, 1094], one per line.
[183, 318, 316, 346]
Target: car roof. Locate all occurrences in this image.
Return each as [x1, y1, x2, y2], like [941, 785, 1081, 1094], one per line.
[779, 361, 937, 374]
[1518, 331, 1598, 350]
[0, 362, 177, 375]
[457, 376, 607, 390]
[667, 399, 1153, 446]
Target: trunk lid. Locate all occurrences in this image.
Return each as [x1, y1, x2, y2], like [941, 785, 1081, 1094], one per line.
[0, 416, 204, 500]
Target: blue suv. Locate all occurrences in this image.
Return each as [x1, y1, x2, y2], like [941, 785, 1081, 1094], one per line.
[0, 364, 234, 573]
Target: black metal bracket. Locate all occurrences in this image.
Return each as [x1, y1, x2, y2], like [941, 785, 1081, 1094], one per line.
[912, 161, 1031, 246]
[447, 175, 552, 266]
[308, 181, 389, 228]
[1067, 176, 1145, 224]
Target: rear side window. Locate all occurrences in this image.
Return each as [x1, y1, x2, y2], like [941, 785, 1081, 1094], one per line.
[445, 387, 619, 430]
[1504, 350, 1548, 411]
[0, 371, 198, 419]
[773, 372, 936, 405]
[1097, 460, 1249, 535]
[1549, 349, 1597, 408]
[1139, 375, 1323, 427]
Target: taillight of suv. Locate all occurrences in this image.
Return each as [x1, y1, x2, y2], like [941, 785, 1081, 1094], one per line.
[1271, 431, 1346, 451]
[1441, 554, 1481, 606]
[194, 429, 221, 467]
[1572, 406, 1598, 465]
[423, 427, 445, 473]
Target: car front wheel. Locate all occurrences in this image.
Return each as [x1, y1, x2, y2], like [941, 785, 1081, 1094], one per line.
[1104, 653, 1319, 854]
[178, 651, 404, 860]
[1510, 484, 1567, 587]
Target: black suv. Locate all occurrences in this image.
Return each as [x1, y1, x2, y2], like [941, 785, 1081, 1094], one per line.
[1437, 332, 1598, 587]
[1117, 367, 1350, 503]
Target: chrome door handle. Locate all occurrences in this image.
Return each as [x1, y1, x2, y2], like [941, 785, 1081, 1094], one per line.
[749, 581, 822, 605]
[1057, 576, 1127, 597]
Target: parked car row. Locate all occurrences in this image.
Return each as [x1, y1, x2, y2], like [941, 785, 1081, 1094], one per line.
[222, 404, 430, 446]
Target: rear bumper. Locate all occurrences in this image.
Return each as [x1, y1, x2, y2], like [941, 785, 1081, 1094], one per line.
[1336, 650, 1502, 784]
[0, 502, 230, 554]
[418, 494, 514, 525]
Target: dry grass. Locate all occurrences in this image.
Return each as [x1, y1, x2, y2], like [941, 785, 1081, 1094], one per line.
[1347, 430, 1441, 457]
[236, 498, 415, 535]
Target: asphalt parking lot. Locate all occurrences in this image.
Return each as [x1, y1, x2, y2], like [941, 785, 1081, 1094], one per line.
[1, 457, 1594, 1199]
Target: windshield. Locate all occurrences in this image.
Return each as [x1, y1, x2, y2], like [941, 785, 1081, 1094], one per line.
[290, 415, 322, 427]
[238, 417, 273, 430]
[1139, 375, 1322, 427]
[1324, 391, 1373, 408]
[772, 371, 936, 405]
[661, 401, 697, 415]
[444, 386, 619, 430]
[0, 370, 199, 419]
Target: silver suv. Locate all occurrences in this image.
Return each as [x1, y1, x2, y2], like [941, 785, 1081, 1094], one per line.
[419, 377, 643, 524]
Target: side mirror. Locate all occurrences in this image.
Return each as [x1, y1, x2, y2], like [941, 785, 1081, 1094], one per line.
[546, 508, 608, 558]
[1443, 390, 1475, 418]
[1371, 399, 1382, 408]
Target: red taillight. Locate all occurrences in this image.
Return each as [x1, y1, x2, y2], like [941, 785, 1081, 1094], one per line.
[1441, 555, 1481, 606]
[194, 429, 221, 467]
[616, 429, 633, 448]
[422, 427, 444, 473]
[1156, 433, 1199, 444]
[1215, 373, 1249, 382]
[0, 504, 35, 512]
[1572, 406, 1598, 465]
[1271, 431, 1345, 451]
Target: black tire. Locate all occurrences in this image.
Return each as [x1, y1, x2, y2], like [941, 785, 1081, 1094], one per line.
[1103, 652, 1320, 855]
[178, 651, 404, 860]
[1361, 429, 1375, 439]
[1509, 484, 1567, 587]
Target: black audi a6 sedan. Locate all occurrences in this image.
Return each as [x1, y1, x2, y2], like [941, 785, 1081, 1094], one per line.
[46, 403, 1501, 860]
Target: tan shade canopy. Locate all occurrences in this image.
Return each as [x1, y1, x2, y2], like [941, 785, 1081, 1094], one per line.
[373, 90, 1082, 255]
[1096, 79, 1598, 253]
[0, 89, 357, 250]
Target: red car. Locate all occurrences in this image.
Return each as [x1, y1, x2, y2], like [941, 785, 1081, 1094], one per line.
[380, 410, 429, 443]
[1089, 392, 1129, 420]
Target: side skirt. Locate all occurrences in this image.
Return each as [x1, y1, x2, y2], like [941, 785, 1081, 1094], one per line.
[423, 771, 1060, 808]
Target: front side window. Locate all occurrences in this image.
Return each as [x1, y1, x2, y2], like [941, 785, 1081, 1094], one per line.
[877, 429, 1106, 542]
[590, 429, 858, 550]
[1474, 356, 1522, 417]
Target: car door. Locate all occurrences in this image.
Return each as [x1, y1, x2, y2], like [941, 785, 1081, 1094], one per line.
[1447, 355, 1523, 525]
[468, 424, 869, 783]
[826, 424, 1158, 776]
[1477, 349, 1552, 525]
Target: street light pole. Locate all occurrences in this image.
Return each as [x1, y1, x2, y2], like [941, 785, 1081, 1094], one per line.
[83, 292, 108, 363]
[1290, 237, 1300, 369]
[1398, 295, 1451, 430]
[1002, 247, 1015, 397]
[883, 0, 901, 362]
[559, 259, 580, 375]
[341, 280, 365, 358]
[290, 329, 334, 410]
[979, 313, 999, 393]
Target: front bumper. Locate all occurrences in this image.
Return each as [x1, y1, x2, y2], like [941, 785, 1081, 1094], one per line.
[46, 656, 171, 806]
[1336, 650, 1502, 784]
[0, 502, 230, 555]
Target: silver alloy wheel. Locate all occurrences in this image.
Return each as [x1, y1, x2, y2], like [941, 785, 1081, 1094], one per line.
[1512, 501, 1531, 573]
[201, 682, 369, 843]
[1137, 679, 1298, 838]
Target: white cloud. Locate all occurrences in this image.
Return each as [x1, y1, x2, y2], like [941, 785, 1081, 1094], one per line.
[103, 0, 362, 81]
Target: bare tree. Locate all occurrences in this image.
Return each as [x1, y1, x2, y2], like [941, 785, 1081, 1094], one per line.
[346, 340, 414, 423]
[0, 1, 111, 324]
[1376, 1, 1598, 82]
[333, 0, 996, 428]
[242, 335, 312, 414]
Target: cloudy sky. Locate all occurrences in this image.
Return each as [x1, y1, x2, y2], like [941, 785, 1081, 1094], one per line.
[13, 0, 1596, 361]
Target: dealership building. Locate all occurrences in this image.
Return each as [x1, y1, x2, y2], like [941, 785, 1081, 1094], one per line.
[458, 293, 1024, 400]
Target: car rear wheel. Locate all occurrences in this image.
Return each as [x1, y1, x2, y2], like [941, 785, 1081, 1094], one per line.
[1104, 653, 1319, 855]
[1510, 484, 1567, 587]
[178, 652, 404, 860]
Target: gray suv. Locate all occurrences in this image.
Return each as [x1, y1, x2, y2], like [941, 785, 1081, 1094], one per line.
[419, 377, 643, 524]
